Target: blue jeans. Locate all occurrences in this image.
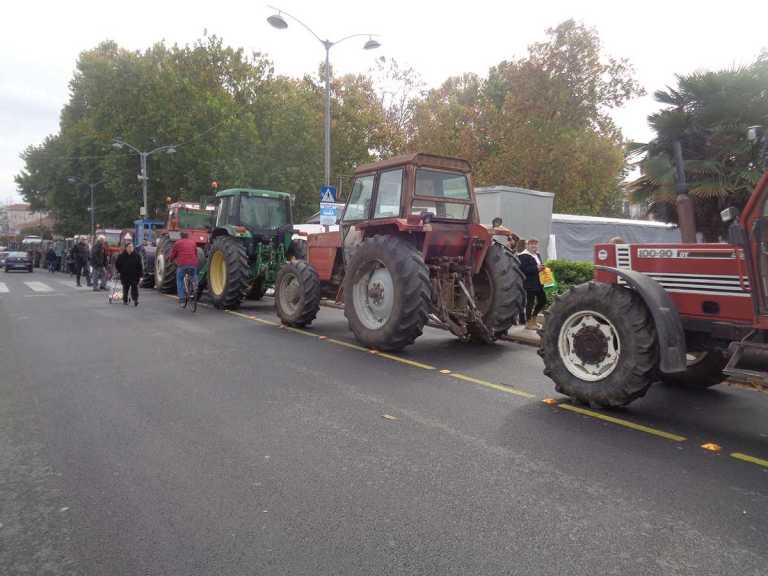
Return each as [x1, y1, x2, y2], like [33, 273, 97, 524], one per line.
[176, 266, 198, 301]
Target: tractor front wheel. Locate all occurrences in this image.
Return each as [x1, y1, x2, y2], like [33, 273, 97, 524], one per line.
[275, 260, 321, 327]
[539, 282, 658, 408]
[344, 236, 431, 351]
[469, 243, 526, 342]
[208, 235, 249, 309]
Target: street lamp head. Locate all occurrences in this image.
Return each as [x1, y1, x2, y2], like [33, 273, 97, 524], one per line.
[112, 141, 124, 150]
[67, 177, 78, 184]
[267, 12, 288, 29]
[363, 37, 381, 50]
[165, 146, 177, 155]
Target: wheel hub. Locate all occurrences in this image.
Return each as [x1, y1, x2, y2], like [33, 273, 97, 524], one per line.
[558, 311, 621, 382]
[572, 325, 609, 365]
[368, 281, 385, 305]
[353, 262, 395, 330]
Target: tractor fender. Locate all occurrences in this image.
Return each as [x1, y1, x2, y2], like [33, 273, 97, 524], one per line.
[595, 266, 687, 374]
[211, 225, 251, 240]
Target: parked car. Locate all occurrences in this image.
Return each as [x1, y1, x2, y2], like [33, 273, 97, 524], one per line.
[0, 251, 8, 267]
[4, 251, 34, 273]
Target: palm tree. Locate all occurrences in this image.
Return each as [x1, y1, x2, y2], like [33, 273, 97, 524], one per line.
[628, 57, 768, 240]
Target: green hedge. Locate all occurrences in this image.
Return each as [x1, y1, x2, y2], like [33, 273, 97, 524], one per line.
[543, 259, 594, 303]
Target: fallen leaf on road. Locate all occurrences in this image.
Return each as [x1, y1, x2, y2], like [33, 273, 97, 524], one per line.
[382, 414, 398, 421]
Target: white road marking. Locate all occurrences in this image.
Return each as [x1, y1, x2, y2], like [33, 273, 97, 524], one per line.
[0, 282, 8, 293]
[25, 281, 54, 292]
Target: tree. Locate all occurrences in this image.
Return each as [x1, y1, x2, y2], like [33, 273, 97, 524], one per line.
[409, 20, 644, 215]
[629, 53, 768, 240]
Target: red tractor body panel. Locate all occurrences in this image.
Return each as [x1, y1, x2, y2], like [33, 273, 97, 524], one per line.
[595, 243, 754, 326]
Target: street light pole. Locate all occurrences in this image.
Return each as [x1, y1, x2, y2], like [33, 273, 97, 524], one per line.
[67, 177, 105, 239]
[112, 139, 177, 218]
[267, 6, 381, 186]
[324, 43, 332, 186]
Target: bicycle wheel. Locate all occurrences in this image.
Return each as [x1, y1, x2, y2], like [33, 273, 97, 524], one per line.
[190, 279, 198, 312]
[182, 273, 191, 309]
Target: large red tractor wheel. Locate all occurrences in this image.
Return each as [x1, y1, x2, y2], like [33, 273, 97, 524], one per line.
[539, 282, 659, 408]
[275, 260, 321, 327]
[154, 238, 177, 294]
[470, 243, 526, 342]
[344, 236, 431, 351]
[208, 235, 249, 309]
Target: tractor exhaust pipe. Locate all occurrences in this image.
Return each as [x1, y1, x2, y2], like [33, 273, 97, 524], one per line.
[673, 140, 697, 244]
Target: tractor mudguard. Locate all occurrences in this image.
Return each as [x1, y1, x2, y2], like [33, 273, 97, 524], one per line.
[595, 265, 687, 374]
[212, 225, 252, 240]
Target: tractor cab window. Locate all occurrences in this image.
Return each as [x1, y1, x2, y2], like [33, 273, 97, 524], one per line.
[178, 209, 212, 230]
[239, 196, 290, 230]
[343, 175, 375, 221]
[374, 169, 403, 218]
[216, 197, 231, 226]
[412, 169, 471, 220]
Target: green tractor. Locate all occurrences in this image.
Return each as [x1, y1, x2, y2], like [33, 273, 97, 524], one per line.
[201, 188, 298, 309]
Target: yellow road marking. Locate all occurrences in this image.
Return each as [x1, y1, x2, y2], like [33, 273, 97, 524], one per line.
[224, 310, 278, 325]
[374, 352, 435, 370]
[326, 338, 369, 352]
[448, 373, 537, 399]
[558, 404, 686, 442]
[731, 452, 768, 469]
[284, 326, 318, 337]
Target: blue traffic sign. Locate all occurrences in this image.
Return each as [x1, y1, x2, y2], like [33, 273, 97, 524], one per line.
[320, 185, 336, 204]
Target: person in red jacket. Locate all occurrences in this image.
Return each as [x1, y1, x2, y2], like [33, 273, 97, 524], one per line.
[169, 232, 199, 305]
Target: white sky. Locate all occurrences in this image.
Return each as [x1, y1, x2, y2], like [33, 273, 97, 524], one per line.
[1, 0, 765, 204]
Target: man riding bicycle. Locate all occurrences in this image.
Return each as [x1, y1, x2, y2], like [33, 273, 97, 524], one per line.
[169, 231, 199, 306]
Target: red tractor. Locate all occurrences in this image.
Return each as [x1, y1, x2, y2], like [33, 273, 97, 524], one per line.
[153, 202, 214, 293]
[540, 128, 768, 407]
[273, 153, 526, 351]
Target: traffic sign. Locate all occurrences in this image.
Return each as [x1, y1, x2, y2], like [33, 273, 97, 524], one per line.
[320, 204, 337, 227]
[320, 185, 336, 204]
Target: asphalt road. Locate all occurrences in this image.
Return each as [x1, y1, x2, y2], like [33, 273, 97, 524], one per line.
[1, 270, 766, 575]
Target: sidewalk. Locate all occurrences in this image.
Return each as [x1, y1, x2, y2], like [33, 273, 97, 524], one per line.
[501, 325, 541, 346]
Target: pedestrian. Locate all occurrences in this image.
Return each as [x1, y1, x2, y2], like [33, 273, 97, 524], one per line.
[90, 235, 109, 291]
[169, 231, 199, 306]
[115, 242, 143, 306]
[72, 237, 91, 287]
[46, 246, 57, 273]
[518, 238, 547, 330]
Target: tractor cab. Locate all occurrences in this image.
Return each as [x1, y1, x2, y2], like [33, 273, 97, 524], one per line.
[133, 219, 165, 246]
[213, 188, 293, 246]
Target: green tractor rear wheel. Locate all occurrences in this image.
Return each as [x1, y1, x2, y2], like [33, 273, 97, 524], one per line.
[209, 235, 249, 309]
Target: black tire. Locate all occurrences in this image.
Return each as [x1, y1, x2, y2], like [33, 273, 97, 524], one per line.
[289, 239, 307, 261]
[140, 249, 155, 288]
[539, 282, 659, 408]
[660, 349, 728, 389]
[208, 235, 249, 309]
[275, 260, 321, 327]
[247, 277, 267, 300]
[155, 238, 177, 294]
[469, 244, 526, 342]
[344, 236, 431, 351]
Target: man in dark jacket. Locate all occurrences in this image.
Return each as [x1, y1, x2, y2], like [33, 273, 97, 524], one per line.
[115, 242, 143, 306]
[72, 237, 91, 287]
[90, 236, 109, 291]
[518, 238, 547, 330]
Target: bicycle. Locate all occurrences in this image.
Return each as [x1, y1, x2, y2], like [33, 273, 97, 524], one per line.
[182, 268, 198, 312]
